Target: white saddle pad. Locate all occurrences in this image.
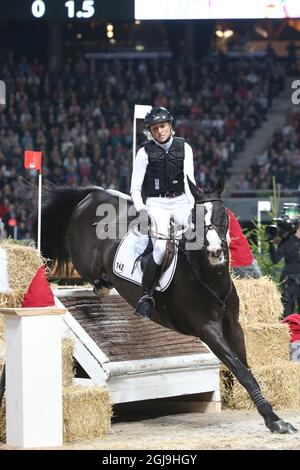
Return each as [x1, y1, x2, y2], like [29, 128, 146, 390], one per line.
[113, 227, 178, 291]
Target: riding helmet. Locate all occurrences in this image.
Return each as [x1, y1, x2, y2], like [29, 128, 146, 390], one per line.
[144, 107, 173, 129]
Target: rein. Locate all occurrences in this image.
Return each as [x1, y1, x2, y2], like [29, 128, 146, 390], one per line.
[195, 268, 232, 312]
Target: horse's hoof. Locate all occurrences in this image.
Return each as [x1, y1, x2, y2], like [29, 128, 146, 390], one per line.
[268, 419, 298, 434]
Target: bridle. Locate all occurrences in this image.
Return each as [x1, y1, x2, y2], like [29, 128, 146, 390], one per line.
[184, 196, 232, 311]
[202, 197, 229, 249]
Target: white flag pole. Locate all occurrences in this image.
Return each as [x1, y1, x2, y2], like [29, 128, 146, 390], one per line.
[257, 200, 271, 254]
[0, 80, 6, 105]
[37, 172, 42, 253]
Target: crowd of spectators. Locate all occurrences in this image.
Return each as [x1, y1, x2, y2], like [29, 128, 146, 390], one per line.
[0, 52, 286, 239]
[235, 109, 300, 192]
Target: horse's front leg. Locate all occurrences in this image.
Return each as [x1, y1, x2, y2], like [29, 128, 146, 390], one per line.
[222, 316, 249, 368]
[221, 290, 249, 368]
[200, 319, 297, 434]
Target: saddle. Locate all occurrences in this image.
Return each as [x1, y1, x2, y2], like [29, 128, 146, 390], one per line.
[137, 237, 175, 276]
[113, 224, 179, 292]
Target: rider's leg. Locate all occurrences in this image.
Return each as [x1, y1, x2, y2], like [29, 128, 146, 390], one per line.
[135, 254, 162, 318]
[135, 205, 169, 319]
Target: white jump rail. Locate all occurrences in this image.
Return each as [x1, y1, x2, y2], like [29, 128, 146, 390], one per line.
[1, 306, 66, 449]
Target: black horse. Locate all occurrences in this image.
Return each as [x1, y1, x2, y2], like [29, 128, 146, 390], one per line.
[37, 179, 296, 434]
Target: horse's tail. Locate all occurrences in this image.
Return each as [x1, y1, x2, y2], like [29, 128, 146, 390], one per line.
[34, 186, 100, 276]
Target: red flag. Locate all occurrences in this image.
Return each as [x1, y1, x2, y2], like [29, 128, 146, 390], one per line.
[24, 150, 42, 172]
[22, 266, 55, 308]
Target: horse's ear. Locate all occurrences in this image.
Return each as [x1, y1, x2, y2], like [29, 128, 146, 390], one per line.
[187, 177, 203, 201]
[213, 176, 225, 196]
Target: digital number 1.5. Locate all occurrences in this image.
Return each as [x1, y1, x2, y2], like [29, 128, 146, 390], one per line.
[64, 1, 95, 19]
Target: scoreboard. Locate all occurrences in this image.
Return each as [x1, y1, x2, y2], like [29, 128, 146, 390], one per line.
[0, 0, 134, 21]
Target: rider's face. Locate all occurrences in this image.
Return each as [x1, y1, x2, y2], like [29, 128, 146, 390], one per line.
[149, 121, 172, 143]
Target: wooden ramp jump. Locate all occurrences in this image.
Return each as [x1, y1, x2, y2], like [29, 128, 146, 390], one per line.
[55, 288, 220, 411]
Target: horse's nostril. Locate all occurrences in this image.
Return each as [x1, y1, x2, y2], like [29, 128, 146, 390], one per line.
[209, 248, 222, 258]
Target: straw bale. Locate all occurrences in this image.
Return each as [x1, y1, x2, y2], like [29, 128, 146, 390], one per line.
[48, 261, 81, 280]
[62, 337, 74, 387]
[0, 315, 4, 344]
[241, 323, 290, 367]
[221, 361, 300, 410]
[0, 386, 112, 444]
[234, 276, 283, 324]
[0, 323, 5, 374]
[0, 350, 4, 374]
[0, 241, 43, 308]
[63, 385, 111, 443]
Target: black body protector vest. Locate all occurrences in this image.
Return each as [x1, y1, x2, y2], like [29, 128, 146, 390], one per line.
[141, 137, 185, 197]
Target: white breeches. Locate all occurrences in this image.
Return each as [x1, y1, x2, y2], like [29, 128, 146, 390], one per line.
[146, 195, 193, 265]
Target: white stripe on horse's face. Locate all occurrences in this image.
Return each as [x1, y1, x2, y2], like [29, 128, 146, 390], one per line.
[204, 202, 224, 265]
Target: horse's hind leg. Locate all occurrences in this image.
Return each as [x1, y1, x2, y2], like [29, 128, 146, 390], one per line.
[200, 320, 297, 434]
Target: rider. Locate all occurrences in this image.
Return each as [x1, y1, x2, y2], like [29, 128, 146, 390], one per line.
[130, 106, 196, 319]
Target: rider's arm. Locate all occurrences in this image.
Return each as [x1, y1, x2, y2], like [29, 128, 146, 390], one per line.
[184, 142, 196, 205]
[130, 147, 148, 212]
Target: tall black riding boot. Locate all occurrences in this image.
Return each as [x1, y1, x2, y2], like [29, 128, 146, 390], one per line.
[135, 255, 161, 319]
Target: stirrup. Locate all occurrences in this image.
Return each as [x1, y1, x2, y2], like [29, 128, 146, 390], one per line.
[135, 294, 155, 319]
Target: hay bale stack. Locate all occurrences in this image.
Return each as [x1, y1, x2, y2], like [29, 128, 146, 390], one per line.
[0, 241, 43, 378]
[63, 385, 111, 443]
[0, 241, 112, 444]
[0, 315, 4, 347]
[0, 352, 4, 375]
[221, 277, 300, 410]
[62, 337, 74, 387]
[221, 362, 300, 410]
[242, 323, 290, 367]
[234, 276, 282, 324]
[0, 385, 112, 444]
[0, 241, 42, 309]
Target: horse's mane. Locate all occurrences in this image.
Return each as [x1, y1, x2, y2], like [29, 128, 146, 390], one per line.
[106, 189, 131, 201]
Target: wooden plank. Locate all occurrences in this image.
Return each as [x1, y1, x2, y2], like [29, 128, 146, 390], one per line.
[58, 292, 210, 362]
[68, 329, 109, 385]
[107, 353, 219, 375]
[108, 367, 220, 403]
[0, 307, 66, 317]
